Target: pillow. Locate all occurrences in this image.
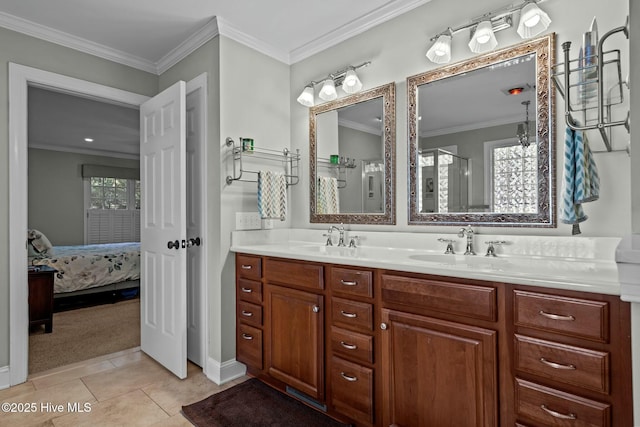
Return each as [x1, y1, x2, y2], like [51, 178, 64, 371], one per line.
[27, 229, 53, 254]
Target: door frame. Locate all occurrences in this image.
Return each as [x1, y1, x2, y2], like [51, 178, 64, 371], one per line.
[8, 63, 208, 384]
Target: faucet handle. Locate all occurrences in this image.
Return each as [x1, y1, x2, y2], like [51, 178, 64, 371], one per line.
[348, 236, 359, 248]
[323, 230, 333, 246]
[484, 240, 506, 257]
[437, 238, 455, 254]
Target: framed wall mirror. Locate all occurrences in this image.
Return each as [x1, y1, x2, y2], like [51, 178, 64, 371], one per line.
[310, 83, 396, 224]
[408, 34, 555, 227]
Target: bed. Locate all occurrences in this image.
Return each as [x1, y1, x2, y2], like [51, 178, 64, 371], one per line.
[28, 230, 140, 297]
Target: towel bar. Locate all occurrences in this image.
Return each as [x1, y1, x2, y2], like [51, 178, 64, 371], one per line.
[551, 16, 630, 153]
[225, 137, 301, 187]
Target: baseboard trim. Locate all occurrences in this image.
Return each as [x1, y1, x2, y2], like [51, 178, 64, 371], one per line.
[205, 357, 246, 385]
[0, 366, 10, 390]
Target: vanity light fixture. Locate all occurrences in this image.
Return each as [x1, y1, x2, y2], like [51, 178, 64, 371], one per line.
[425, 33, 452, 64]
[425, 0, 551, 63]
[318, 79, 338, 101]
[517, 1, 552, 38]
[296, 61, 371, 107]
[468, 20, 499, 53]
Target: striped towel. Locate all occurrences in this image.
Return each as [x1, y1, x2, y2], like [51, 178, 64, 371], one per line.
[257, 171, 287, 221]
[559, 128, 599, 235]
[317, 176, 339, 214]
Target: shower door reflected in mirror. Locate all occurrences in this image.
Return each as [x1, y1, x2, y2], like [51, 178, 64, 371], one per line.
[310, 83, 395, 225]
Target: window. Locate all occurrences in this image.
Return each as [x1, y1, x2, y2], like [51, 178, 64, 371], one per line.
[486, 139, 538, 213]
[85, 177, 140, 244]
[89, 177, 140, 210]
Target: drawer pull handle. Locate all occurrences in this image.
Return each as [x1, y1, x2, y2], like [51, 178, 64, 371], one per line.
[241, 333, 253, 340]
[241, 311, 253, 317]
[340, 372, 358, 382]
[241, 287, 253, 293]
[540, 405, 577, 420]
[341, 310, 357, 318]
[241, 265, 253, 270]
[540, 357, 576, 370]
[539, 310, 575, 321]
[340, 341, 357, 350]
[340, 280, 358, 286]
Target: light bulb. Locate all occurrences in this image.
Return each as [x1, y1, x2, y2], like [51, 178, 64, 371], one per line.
[342, 69, 363, 94]
[296, 85, 314, 107]
[318, 79, 337, 101]
[426, 34, 451, 64]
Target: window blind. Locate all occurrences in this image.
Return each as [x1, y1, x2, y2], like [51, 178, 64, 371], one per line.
[87, 209, 140, 244]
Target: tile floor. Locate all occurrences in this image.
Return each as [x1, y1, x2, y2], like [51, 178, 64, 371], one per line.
[0, 347, 248, 426]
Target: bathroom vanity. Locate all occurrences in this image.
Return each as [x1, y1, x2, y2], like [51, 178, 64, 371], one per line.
[232, 229, 632, 427]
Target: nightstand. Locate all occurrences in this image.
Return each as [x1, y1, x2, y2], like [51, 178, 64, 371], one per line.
[28, 265, 57, 333]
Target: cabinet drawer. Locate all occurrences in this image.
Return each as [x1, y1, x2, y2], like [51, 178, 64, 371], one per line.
[515, 378, 610, 427]
[514, 291, 609, 343]
[329, 267, 373, 298]
[330, 356, 374, 424]
[237, 279, 262, 304]
[332, 297, 373, 332]
[238, 300, 263, 328]
[381, 274, 497, 322]
[331, 326, 373, 364]
[237, 254, 262, 280]
[264, 258, 323, 290]
[237, 323, 263, 370]
[515, 334, 610, 394]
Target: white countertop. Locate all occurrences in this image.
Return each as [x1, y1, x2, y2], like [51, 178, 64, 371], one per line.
[231, 229, 622, 296]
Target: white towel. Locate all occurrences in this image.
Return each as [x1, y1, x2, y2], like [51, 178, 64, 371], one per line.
[257, 171, 287, 221]
[317, 176, 339, 214]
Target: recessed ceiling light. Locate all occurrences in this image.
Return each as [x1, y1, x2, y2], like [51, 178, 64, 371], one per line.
[84, 138, 94, 143]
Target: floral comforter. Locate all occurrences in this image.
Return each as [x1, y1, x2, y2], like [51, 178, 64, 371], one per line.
[32, 242, 140, 294]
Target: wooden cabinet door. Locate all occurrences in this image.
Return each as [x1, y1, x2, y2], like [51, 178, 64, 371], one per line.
[381, 308, 498, 427]
[266, 284, 324, 401]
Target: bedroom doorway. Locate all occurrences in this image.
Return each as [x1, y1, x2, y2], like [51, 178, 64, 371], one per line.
[9, 64, 208, 385]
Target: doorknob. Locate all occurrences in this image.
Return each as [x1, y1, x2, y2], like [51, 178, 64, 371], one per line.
[167, 240, 180, 250]
[186, 237, 201, 248]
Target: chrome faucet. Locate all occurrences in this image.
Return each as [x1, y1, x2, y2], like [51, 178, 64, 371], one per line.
[330, 223, 346, 247]
[458, 225, 476, 255]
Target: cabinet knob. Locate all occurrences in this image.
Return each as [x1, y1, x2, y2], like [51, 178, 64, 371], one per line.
[312, 305, 320, 313]
[380, 323, 388, 330]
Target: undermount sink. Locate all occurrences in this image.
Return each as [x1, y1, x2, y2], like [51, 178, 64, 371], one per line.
[408, 253, 510, 270]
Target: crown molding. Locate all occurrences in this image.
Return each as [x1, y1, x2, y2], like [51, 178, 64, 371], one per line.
[29, 143, 140, 160]
[289, 0, 433, 64]
[419, 114, 523, 138]
[215, 16, 290, 64]
[0, 11, 157, 74]
[156, 18, 220, 75]
[339, 118, 383, 136]
[0, 1, 433, 72]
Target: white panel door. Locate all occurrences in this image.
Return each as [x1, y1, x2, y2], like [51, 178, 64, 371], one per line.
[140, 81, 187, 379]
[185, 87, 204, 367]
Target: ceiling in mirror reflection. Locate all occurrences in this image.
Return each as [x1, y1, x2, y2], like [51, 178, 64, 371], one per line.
[338, 98, 384, 136]
[419, 54, 536, 137]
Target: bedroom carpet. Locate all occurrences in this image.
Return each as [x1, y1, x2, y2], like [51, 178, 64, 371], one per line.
[182, 378, 352, 427]
[29, 298, 140, 374]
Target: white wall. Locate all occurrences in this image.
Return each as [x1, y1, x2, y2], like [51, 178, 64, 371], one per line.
[290, 0, 631, 237]
[218, 36, 291, 362]
[630, 0, 640, 233]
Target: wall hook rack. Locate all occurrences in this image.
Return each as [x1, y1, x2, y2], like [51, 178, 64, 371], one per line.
[551, 16, 630, 153]
[225, 137, 301, 187]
